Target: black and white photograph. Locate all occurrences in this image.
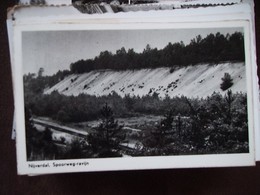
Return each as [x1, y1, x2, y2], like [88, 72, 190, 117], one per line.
[4, 0, 260, 192]
[21, 25, 252, 163]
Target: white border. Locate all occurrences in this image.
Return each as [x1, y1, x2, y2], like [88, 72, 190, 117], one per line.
[13, 19, 256, 175]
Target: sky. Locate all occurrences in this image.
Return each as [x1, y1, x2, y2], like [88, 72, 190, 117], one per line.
[22, 27, 243, 75]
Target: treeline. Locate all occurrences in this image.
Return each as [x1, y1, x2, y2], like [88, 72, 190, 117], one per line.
[26, 90, 249, 160]
[70, 32, 245, 73]
[25, 88, 246, 126]
[72, 0, 157, 4]
[25, 91, 188, 123]
[24, 69, 70, 94]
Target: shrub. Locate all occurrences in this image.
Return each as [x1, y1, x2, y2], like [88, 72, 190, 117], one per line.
[220, 73, 233, 91]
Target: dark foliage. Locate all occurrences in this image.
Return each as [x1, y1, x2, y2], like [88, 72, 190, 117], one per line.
[137, 90, 249, 156]
[145, 108, 175, 155]
[87, 103, 125, 157]
[62, 138, 91, 159]
[72, 0, 158, 4]
[25, 89, 248, 159]
[30, 0, 46, 5]
[25, 108, 58, 161]
[24, 67, 248, 158]
[23, 69, 71, 95]
[220, 72, 234, 91]
[70, 32, 245, 73]
[24, 90, 194, 123]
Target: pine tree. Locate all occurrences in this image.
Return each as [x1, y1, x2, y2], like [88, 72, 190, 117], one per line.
[150, 109, 174, 154]
[224, 90, 235, 125]
[185, 98, 205, 151]
[220, 73, 234, 91]
[175, 114, 182, 137]
[87, 103, 125, 157]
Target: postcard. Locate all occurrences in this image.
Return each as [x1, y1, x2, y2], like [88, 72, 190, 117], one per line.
[8, 1, 259, 175]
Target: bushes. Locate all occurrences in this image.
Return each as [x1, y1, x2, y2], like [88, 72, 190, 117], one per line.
[220, 73, 234, 91]
[26, 90, 248, 159]
[25, 91, 194, 123]
[139, 91, 249, 155]
[25, 90, 233, 125]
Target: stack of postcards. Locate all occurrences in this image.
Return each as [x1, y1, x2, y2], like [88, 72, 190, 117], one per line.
[7, 0, 260, 175]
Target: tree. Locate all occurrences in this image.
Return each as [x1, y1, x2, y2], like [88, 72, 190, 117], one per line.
[64, 138, 89, 159]
[87, 103, 125, 157]
[160, 109, 174, 132]
[228, 32, 245, 61]
[143, 44, 152, 53]
[185, 98, 206, 151]
[25, 107, 58, 160]
[38, 67, 44, 77]
[175, 113, 182, 137]
[41, 127, 57, 159]
[30, 0, 46, 5]
[220, 73, 234, 91]
[25, 107, 37, 159]
[224, 90, 235, 125]
[147, 108, 174, 155]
